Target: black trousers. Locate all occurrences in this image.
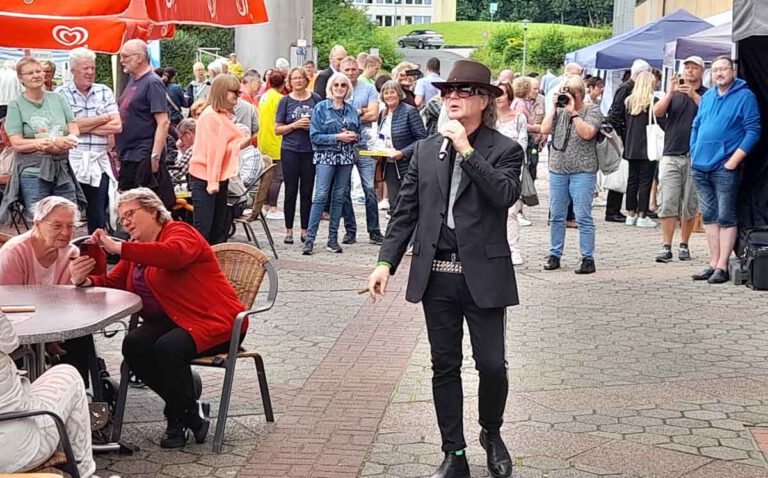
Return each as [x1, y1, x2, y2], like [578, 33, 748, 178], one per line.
[81, 173, 110, 234]
[122, 314, 238, 419]
[421, 272, 508, 452]
[282, 149, 315, 230]
[606, 190, 624, 217]
[626, 159, 654, 214]
[384, 164, 402, 209]
[190, 175, 230, 245]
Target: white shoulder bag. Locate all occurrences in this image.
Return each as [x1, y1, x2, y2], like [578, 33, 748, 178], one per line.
[646, 101, 664, 161]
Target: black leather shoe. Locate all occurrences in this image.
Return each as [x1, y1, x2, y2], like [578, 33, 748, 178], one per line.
[707, 268, 730, 284]
[605, 213, 626, 223]
[692, 267, 715, 281]
[543, 255, 560, 271]
[369, 231, 384, 245]
[184, 401, 210, 444]
[431, 452, 471, 478]
[160, 418, 188, 448]
[479, 430, 512, 478]
[574, 257, 596, 275]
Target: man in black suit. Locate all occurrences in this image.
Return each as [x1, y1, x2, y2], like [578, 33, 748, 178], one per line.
[366, 60, 523, 478]
[313, 44, 347, 100]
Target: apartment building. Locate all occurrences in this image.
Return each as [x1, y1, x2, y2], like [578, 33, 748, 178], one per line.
[350, 0, 456, 27]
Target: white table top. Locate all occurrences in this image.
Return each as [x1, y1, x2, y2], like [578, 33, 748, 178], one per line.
[0, 285, 142, 344]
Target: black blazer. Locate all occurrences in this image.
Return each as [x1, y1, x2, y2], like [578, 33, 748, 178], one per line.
[378, 125, 523, 308]
[313, 67, 334, 100]
[378, 102, 428, 177]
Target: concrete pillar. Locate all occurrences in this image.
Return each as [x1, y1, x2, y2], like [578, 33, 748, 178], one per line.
[235, 0, 313, 72]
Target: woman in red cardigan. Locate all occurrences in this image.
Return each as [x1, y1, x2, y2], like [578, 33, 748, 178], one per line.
[69, 188, 246, 449]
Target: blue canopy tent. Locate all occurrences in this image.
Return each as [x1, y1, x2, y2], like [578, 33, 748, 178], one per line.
[663, 22, 733, 67]
[566, 9, 713, 69]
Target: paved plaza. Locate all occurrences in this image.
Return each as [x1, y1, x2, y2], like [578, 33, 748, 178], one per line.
[5, 156, 768, 478]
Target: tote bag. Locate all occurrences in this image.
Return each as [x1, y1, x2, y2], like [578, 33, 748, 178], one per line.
[646, 102, 664, 161]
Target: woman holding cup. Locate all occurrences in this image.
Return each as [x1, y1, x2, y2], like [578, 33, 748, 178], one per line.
[275, 67, 322, 244]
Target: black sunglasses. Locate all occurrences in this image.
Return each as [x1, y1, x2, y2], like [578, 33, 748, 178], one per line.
[440, 84, 482, 99]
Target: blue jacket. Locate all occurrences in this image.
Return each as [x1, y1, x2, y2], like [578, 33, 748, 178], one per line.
[691, 78, 761, 172]
[378, 102, 428, 177]
[310, 99, 361, 152]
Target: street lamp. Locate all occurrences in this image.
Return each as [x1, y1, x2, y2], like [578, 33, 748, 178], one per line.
[522, 19, 529, 75]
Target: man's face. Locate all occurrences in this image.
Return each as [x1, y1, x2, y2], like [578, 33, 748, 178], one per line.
[119, 48, 143, 75]
[42, 64, 54, 83]
[244, 77, 261, 94]
[72, 59, 95, 90]
[529, 79, 540, 98]
[341, 61, 359, 84]
[683, 62, 704, 83]
[711, 59, 734, 88]
[443, 87, 489, 123]
[305, 63, 316, 77]
[365, 62, 381, 78]
[330, 49, 347, 70]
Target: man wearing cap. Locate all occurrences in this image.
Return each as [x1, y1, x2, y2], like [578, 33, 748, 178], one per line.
[653, 56, 707, 264]
[365, 60, 523, 478]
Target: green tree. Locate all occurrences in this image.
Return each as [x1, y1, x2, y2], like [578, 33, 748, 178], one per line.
[530, 27, 566, 69]
[313, 0, 400, 70]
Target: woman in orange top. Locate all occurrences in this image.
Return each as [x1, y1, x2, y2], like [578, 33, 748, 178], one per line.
[188, 74, 250, 244]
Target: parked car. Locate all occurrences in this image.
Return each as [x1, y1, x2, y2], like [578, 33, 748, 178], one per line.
[397, 30, 444, 49]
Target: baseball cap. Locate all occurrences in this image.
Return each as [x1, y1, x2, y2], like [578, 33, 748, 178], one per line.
[682, 56, 704, 68]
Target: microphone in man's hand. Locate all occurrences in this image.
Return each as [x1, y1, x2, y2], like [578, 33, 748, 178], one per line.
[438, 137, 451, 161]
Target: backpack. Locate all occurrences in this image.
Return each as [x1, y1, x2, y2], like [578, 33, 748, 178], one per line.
[595, 122, 623, 175]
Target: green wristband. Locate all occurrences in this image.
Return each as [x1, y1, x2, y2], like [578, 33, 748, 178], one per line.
[377, 260, 392, 268]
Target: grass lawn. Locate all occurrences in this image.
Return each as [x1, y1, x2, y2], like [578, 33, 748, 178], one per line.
[379, 21, 608, 47]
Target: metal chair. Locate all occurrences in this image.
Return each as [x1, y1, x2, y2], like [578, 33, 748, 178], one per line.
[192, 242, 277, 452]
[233, 164, 279, 259]
[8, 200, 29, 234]
[0, 410, 80, 478]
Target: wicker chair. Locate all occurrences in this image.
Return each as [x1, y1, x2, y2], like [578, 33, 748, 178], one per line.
[192, 242, 277, 453]
[233, 164, 279, 259]
[0, 410, 80, 477]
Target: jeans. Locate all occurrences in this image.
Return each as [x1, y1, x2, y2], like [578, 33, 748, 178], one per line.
[281, 149, 315, 230]
[342, 155, 380, 236]
[549, 172, 596, 258]
[81, 173, 110, 233]
[692, 167, 741, 228]
[190, 175, 230, 245]
[19, 173, 77, 218]
[122, 314, 239, 420]
[306, 164, 353, 244]
[626, 159, 654, 214]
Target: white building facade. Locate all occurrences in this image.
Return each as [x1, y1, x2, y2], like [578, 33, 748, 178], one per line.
[351, 0, 456, 27]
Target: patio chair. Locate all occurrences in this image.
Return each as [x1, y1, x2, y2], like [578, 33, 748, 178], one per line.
[0, 410, 80, 478]
[0, 232, 12, 248]
[8, 200, 29, 234]
[233, 164, 279, 259]
[192, 242, 277, 453]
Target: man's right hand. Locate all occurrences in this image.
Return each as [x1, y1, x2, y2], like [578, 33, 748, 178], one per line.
[365, 265, 390, 303]
[668, 75, 680, 94]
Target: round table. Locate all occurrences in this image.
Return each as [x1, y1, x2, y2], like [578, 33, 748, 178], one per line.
[1, 285, 142, 345]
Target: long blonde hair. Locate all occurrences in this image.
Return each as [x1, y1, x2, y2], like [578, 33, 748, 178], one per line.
[626, 71, 656, 116]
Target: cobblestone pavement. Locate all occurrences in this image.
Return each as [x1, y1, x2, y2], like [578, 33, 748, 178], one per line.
[4, 154, 768, 477]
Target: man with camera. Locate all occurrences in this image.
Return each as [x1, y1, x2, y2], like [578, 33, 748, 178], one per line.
[653, 56, 706, 264]
[366, 59, 523, 478]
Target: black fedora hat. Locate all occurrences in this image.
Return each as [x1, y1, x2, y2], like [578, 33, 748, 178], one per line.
[434, 60, 503, 98]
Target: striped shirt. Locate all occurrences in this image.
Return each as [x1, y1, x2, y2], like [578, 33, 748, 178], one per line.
[55, 82, 118, 151]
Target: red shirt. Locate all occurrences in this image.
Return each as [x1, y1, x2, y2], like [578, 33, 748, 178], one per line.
[90, 222, 246, 352]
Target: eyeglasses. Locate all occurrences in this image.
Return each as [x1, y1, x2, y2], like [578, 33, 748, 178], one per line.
[117, 207, 142, 226]
[43, 221, 75, 231]
[440, 85, 482, 99]
[711, 66, 732, 73]
[332, 83, 348, 88]
[228, 89, 240, 94]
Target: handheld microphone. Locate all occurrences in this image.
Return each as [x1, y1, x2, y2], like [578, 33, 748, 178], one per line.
[438, 137, 451, 161]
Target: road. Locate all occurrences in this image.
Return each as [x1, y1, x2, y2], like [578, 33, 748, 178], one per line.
[396, 47, 475, 77]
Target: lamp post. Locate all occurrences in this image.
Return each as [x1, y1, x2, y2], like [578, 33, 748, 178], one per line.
[522, 19, 529, 75]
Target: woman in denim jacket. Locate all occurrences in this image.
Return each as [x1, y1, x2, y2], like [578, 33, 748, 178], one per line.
[303, 72, 361, 255]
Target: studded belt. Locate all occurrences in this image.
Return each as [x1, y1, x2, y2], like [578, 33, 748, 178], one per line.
[432, 259, 463, 274]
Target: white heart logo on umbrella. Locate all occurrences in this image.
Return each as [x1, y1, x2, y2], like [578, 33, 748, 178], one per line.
[208, 0, 217, 17]
[165, 0, 175, 7]
[52, 26, 89, 47]
[235, 0, 249, 16]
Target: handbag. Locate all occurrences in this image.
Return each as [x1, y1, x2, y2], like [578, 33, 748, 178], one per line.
[520, 157, 539, 207]
[595, 122, 623, 174]
[646, 101, 664, 161]
[602, 159, 629, 194]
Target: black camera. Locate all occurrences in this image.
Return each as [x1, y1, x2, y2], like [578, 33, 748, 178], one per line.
[556, 87, 571, 107]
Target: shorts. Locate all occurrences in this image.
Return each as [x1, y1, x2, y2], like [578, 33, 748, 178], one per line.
[691, 166, 741, 228]
[657, 154, 698, 220]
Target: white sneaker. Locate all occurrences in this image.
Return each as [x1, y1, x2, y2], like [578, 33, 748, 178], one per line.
[378, 199, 390, 211]
[636, 216, 658, 228]
[517, 214, 532, 227]
[625, 215, 637, 226]
[593, 196, 607, 207]
[511, 250, 524, 265]
[266, 210, 285, 220]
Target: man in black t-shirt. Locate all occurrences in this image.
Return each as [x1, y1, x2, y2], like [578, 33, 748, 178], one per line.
[115, 39, 170, 191]
[653, 56, 707, 263]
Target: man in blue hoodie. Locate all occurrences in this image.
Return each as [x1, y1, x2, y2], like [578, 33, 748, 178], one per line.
[690, 56, 761, 284]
